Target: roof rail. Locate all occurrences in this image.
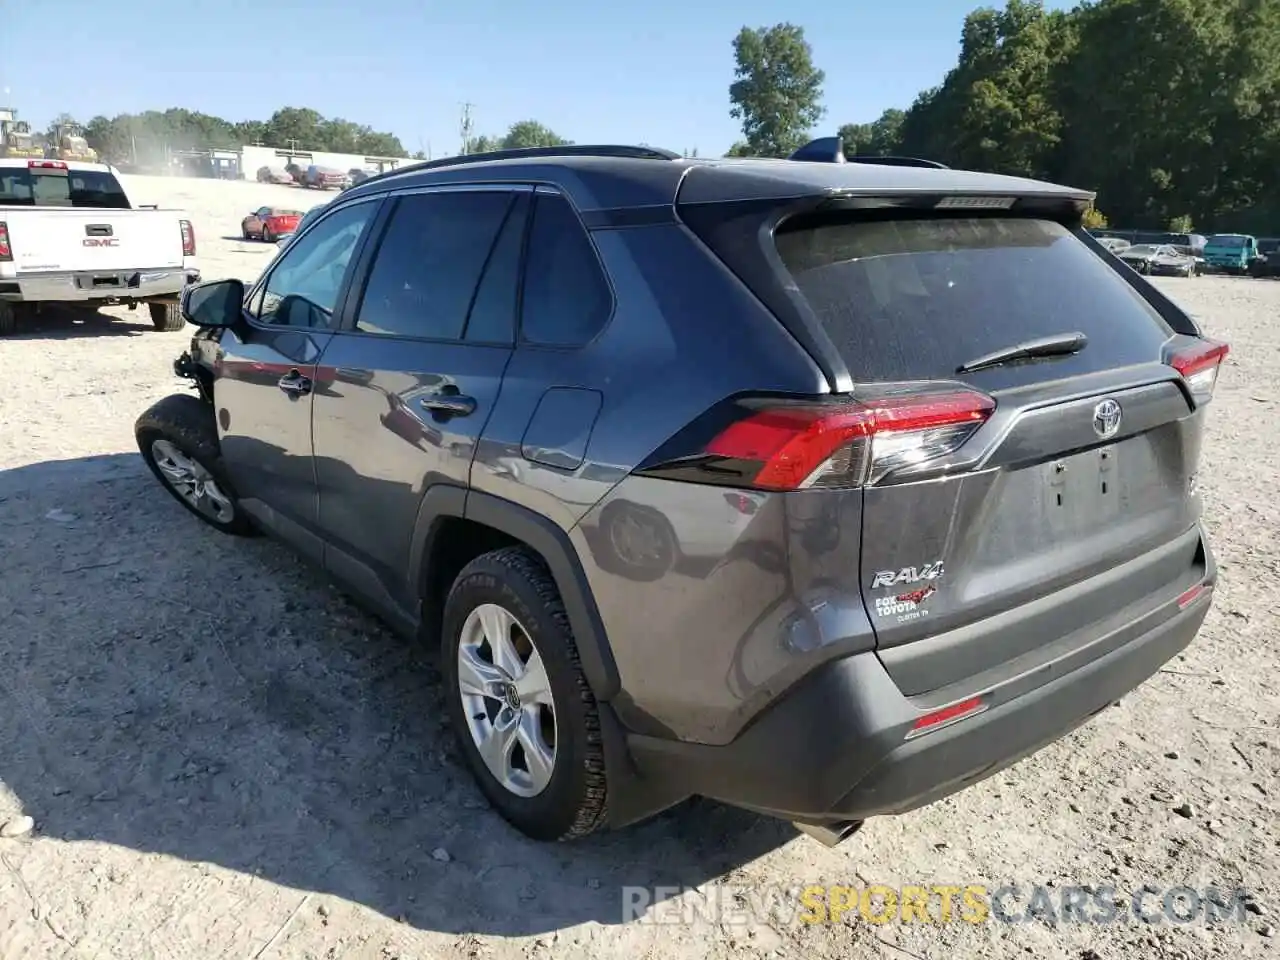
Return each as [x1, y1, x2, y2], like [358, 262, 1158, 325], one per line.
[847, 155, 950, 170]
[395, 143, 679, 176]
[787, 136, 949, 170]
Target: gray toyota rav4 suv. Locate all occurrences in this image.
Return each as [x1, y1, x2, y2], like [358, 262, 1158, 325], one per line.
[136, 141, 1227, 846]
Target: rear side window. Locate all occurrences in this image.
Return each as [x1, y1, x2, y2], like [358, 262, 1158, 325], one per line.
[355, 191, 514, 340]
[774, 215, 1173, 384]
[520, 193, 612, 346]
[0, 167, 130, 208]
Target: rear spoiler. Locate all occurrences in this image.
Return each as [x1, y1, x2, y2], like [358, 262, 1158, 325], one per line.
[787, 136, 949, 169]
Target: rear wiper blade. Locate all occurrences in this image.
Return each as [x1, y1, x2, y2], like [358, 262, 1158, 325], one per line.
[956, 332, 1088, 374]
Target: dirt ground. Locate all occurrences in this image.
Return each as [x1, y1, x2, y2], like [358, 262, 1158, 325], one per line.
[0, 175, 1276, 960]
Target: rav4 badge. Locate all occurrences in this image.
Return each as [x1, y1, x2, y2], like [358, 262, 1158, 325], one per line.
[871, 561, 945, 590]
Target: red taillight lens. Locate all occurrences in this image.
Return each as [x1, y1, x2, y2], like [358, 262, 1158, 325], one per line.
[905, 696, 987, 740]
[703, 389, 995, 491]
[0, 222, 10, 261]
[1169, 338, 1229, 405]
[28, 159, 68, 170]
[179, 219, 196, 257]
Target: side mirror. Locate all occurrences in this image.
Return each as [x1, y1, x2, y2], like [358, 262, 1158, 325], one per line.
[181, 278, 245, 329]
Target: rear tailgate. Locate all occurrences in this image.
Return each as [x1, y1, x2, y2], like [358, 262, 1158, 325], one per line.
[680, 172, 1224, 697]
[5, 208, 184, 272]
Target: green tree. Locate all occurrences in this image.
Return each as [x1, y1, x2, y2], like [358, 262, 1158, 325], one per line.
[500, 120, 570, 150]
[728, 23, 826, 157]
[1081, 204, 1108, 230]
[1168, 214, 1195, 234]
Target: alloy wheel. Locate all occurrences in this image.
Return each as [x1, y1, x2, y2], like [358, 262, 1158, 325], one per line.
[456, 603, 557, 798]
[151, 438, 235, 524]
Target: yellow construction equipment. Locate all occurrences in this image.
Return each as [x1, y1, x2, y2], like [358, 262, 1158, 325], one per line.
[48, 122, 98, 162]
[0, 107, 45, 160]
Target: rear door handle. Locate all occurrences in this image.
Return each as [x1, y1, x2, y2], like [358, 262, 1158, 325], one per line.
[419, 392, 476, 417]
[277, 370, 312, 396]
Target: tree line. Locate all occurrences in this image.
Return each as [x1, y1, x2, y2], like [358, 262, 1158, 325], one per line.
[64, 107, 577, 169]
[728, 0, 1280, 233]
[66, 108, 408, 165]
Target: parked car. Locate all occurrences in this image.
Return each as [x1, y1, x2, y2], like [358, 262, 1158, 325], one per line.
[241, 206, 302, 243]
[256, 165, 294, 185]
[136, 141, 1227, 847]
[1116, 243, 1196, 276]
[1169, 244, 1207, 276]
[348, 168, 376, 187]
[304, 165, 348, 190]
[1203, 233, 1262, 274]
[284, 162, 305, 184]
[1249, 238, 1280, 278]
[1096, 236, 1131, 254]
[271, 201, 328, 251]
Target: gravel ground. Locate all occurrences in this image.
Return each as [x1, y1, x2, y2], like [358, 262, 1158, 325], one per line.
[0, 176, 1277, 960]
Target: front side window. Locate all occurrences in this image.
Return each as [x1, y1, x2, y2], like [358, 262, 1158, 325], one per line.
[253, 200, 377, 328]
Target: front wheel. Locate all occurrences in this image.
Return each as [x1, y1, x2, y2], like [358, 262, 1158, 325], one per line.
[441, 547, 608, 842]
[262, 225, 273, 243]
[135, 394, 255, 536]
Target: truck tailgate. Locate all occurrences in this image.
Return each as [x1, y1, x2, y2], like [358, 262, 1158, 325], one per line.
[5, 210, 183, 272]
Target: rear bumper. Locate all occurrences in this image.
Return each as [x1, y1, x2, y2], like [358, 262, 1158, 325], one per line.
[626, 554, 1214, 826]
[0, 268, 199, 303]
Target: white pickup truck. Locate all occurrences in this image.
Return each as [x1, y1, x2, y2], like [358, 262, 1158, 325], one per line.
[0, 158, 200, 335]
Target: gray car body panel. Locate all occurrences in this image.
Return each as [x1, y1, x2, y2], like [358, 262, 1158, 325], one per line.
[180, 150, 1219, 829]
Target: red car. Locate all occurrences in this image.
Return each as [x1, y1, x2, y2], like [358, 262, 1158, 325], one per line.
[241, 206, 303, 243]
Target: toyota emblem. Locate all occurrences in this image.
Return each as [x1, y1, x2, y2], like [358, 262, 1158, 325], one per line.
[1093, 399, 1122, 438]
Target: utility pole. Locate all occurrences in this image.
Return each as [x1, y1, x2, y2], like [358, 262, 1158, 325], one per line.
[459, 102, 474, 156]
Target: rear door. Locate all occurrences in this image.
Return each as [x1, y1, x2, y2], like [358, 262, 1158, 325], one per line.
[0, 162, 182, 270]
[769, 212, 1218, 693]
[310, 185, 529, 610]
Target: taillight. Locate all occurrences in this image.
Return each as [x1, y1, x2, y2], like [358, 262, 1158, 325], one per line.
[640, 388, 995, 491]
[1169, 338, 1229, 405]
[0, 222, 10, 261]
[179, 219, 196, 257]
[28, 159, 68, 170]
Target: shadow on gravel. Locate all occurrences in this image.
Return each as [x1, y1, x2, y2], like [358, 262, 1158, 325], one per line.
[4, 304, 151, 339]
[0, 453, 792, 937]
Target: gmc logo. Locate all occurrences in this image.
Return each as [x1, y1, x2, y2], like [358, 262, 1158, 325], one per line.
[83, 238, 119, 247]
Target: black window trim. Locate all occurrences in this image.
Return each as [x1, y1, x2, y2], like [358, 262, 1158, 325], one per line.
[333, 182, 535, 347]
[515, 184, 618, 352]
[242, 193, 387, 332]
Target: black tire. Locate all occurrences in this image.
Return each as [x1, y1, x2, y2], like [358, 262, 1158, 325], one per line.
[0, 301, 16, 336]
[135, 394, 256, 536]
[262, 225, 273, 243]
[441, 547, 608, 842]
[149, 301, 184, 331]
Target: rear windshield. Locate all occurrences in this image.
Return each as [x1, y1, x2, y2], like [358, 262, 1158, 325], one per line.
[0, 167, 130, 208]
[774, 215, 1173, 385]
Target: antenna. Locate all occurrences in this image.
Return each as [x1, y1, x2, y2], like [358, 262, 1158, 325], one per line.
[459, 102, 474, 156]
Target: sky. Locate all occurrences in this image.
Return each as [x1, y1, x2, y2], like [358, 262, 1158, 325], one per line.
[2, 0, 1068, 159]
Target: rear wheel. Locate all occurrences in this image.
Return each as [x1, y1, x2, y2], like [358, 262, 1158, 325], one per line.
[262, 225, 274, 243]
[135, 394, 255, 536]
[148, 302, 184, 332]
[441, 547, 608, 841]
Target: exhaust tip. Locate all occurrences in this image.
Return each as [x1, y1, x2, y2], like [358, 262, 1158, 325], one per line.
[793, 819, 864, 847]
